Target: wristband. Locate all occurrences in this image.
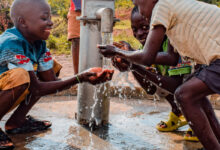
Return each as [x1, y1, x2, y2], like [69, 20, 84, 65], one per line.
[76, 75, 81, 83]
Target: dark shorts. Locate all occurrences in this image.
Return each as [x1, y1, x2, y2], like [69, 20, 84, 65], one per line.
[189, 59, 220, 94]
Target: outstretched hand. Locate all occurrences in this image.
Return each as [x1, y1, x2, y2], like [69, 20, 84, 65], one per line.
[113, 41, 134, 51]
[111, 57, 131, 72]
[98, 44, 118, 58]
[78, 67, 114, 85]
[110, 41, 134, 72]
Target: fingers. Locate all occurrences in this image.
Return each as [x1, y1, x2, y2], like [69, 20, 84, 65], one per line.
[99, 49, 113, 58]
[97, 44, 107, 49]
[113, 42, 124, 48]
[111, 56, 130, 72]
[106, 70, 114, 80]
[98, 71, 107, 79]
[89, 69, 114, 85]
[88, 72, 96, 76]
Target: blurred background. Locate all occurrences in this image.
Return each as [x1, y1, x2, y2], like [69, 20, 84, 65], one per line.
[0, 0, 219, 55]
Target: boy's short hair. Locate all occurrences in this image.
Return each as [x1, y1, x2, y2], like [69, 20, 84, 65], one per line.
[131, 6, 139, 18]
[10, 0, 48, 26]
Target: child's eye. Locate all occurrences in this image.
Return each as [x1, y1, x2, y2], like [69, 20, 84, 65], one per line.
[41, 18, 47, 21]
[142, 25, 149, 30]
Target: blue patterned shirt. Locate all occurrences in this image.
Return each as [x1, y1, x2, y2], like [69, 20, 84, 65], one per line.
[0, 27, 53, 75]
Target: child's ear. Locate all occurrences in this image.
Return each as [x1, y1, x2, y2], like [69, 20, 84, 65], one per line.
[18, 17, 27, 28]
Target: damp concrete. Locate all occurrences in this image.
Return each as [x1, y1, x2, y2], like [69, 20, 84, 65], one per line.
[2, 96, 219, 150]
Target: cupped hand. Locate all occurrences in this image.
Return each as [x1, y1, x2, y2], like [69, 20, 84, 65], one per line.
[79, 67, 114, 85]
[77, 70, 96, 83]
[113, 41, 134, 51]
[111, 56, 131, 72]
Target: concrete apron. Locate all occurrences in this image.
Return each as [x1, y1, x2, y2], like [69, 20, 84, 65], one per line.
[2, 96, 220, 150]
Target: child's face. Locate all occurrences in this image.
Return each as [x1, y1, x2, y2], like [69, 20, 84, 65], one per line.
[133, 0, 155, 19]
[131, 12, 150, 45]
[24, 2, 53, 42]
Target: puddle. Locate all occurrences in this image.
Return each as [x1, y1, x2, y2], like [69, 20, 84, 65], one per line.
[1, 96, 205, 150]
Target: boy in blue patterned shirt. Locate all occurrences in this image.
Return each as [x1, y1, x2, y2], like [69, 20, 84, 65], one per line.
[0, 0, 113, 149]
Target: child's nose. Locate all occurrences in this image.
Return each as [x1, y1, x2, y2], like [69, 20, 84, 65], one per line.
[48, 20, 53, 27]
[137, 29, 143, 36]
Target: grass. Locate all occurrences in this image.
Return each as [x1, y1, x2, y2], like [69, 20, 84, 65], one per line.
[114, 30, 141, 49]
[47, 0, 140, 54]
[114, 20, 131, 30]
[47, 16, 71, 55]
[115, 0, 134, 9]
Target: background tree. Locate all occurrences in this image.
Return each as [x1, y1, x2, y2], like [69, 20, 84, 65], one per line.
[199, 0, 219, 5]
[0, 0, 13, 34]
[48, 0, 69, 20]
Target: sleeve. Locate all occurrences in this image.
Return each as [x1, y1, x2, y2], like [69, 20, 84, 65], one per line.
[72, 0, 81, 11]
[37, 46, 54, 72]
[150, 0, 176, 31]
[0, 39, 34, 71]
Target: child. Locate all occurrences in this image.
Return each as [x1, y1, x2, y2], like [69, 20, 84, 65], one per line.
[99, 0, 220, 149]
[0, 0, 113, 149]
[112, 6, 197, 140]
[67, 0, 81, 74]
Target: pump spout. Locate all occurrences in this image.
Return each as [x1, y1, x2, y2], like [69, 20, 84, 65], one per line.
[96, 8, 113, 33]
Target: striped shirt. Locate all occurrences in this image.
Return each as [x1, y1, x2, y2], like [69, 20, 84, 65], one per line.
[150, 0, 220, 65]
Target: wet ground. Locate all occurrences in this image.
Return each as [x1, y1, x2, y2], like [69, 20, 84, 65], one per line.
[2, 96, 219, 150]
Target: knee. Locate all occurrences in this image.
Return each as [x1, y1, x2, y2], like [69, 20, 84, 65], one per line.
[13, 68, 30, 91]
[15, 68, 30, 83]
[1, 68, 30, 91]
[174, 86, 193, 106]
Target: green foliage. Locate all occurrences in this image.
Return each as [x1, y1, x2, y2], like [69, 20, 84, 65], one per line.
[114, 0, 140, 49]
[48, 0, 69, 19]
[0, 0, 13, 33]
[114, 30, 141, 49]
[46, 16, 71, 55]
[198, 0, 219, 5]
[114, 20, 131, 30]
[115, 0, 133, 9]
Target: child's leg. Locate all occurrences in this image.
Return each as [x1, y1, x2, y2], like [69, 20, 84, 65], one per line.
[0, 68, 30, 120]
[175, 77, 220, 149]
[71, 38, 80, 74]
[5, 95, 41, 130]
[165, 94, 181, 116]
[0, 84, 29, 120]
[201, 97, 220, 142]
[67, 9, 81, 75]
[5, 63, 62, 131]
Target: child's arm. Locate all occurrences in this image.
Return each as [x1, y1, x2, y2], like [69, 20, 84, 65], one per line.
[37, 69, 59, 81]
[28, 68, 113, 97]
[99, 25, 166, 66]
[154, 40, 180, 66]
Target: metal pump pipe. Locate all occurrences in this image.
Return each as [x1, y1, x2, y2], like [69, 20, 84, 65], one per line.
[96, 8, 113, 33]
[76, 0, 115, 128]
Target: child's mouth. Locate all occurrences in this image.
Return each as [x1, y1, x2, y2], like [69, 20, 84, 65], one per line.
[140, 39, 146, 43]
[44, 29, 51, 34]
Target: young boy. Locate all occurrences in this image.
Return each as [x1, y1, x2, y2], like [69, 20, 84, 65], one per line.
[67, 0, 81, 74]
[99, 0, 220, 149]
[0, 0, 113, 149]
[112, 6, 198, 141]
[112, 6, 197, 141]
